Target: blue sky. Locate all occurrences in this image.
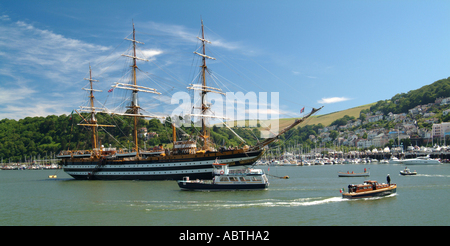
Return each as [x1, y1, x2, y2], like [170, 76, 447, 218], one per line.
[1, 0, 450, 122]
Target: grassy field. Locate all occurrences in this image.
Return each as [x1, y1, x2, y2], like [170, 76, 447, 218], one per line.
[294, 103, 374, 127]
[228, 103, 375, 130]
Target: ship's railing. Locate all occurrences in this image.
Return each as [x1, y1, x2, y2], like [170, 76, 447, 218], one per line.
[57, 149, 93, 157]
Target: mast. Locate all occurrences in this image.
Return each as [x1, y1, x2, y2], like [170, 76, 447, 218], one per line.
[189, 19, 224, 150]
[110, 22, 163, 157]
[78, 65, 115, 151]
[131, 22, 139, 156]
[201, 21, 208, 149]
[88, 66, 98, 149]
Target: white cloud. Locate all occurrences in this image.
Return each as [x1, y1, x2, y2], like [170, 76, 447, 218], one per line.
[140, 49, 163, 60]
[0, 86, 36, 105]
[317, 97, 351, 104]
[0, 20, 111, 84]
[0, 15, 11, 21]
[0, 18, 114, 119]
[141, 21, 244, 52]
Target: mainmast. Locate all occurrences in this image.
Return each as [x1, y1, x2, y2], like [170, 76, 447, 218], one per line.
[130, 22, 139, 156]
[111, 22, 163, 157]
[189, 20, 225, 150]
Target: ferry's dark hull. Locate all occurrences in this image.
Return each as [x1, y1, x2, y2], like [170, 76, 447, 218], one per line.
[59, 149, 264, 181]
[177, 181, 268, 191]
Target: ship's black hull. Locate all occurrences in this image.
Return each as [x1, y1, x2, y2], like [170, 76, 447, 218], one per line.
[60, 149, 264, 181]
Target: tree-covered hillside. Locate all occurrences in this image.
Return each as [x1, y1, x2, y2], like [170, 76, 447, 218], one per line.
[370, 77, 450, 114]
[0, 113, 264, 162]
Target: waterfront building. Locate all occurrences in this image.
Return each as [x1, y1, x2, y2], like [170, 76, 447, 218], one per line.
[432, 122, 450, 138]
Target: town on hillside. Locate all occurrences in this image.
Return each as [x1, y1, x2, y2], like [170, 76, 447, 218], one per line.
[256, 96, 450, 166]
[314, 96, 450, 152]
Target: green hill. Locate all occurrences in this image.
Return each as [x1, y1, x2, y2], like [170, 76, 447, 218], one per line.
[370, 76, 450, 114]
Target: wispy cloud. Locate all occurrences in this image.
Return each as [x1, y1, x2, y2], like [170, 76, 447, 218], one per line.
[0, 16, 271, 120]
[0, 15, 10, 21]
[0, 15, 114, 119]
[0, 17, 112, 81]
[318, 97, 351, 104]
[140, 21, 245, 52]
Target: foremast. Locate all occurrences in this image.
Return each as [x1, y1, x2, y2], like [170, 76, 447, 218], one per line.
[77, 65, 115, 152]
[111, 22, 164, 157]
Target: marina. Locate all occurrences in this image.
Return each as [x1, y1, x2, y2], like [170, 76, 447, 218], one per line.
[2, 163, 450, 226]
[254, 145, 450, 167]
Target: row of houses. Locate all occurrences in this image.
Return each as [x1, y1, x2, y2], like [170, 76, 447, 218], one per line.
[314, 97, 450, 148]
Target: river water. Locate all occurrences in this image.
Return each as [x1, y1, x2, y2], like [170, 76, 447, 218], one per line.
[1, 163, 449, 226]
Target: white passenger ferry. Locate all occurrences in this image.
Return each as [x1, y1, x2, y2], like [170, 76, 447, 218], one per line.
[177, 160, 269, 191]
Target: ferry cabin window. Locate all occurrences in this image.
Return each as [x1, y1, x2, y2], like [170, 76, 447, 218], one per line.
[251, 177, 262, 181]
[220, 177, 229, 182]
[229, 177, 238, 182]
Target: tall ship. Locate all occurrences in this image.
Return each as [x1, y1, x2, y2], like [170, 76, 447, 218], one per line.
[57, 21, 322, 180]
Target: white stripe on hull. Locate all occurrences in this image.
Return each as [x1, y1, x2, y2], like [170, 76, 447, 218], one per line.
[64, 155, 257, 178]
[66, 168, 211, 176]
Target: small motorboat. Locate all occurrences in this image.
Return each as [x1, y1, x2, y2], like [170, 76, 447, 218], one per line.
[399, 167, 417, 176]
[177, 160, 269, 191]
[341, 180, 396, 199]
[338, 170, 370, 177]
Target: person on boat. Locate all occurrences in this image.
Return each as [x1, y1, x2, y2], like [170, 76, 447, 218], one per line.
[387, 174, 391, 185]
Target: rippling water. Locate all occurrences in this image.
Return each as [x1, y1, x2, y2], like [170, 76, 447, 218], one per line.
[1, 163, 449, 226]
